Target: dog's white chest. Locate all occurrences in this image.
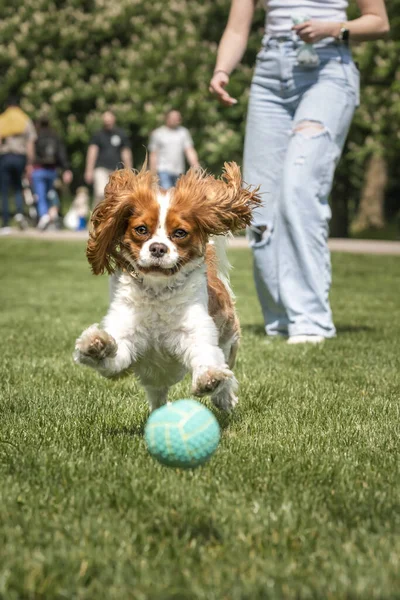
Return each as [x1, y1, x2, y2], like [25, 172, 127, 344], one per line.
[133, 349, 187, 387]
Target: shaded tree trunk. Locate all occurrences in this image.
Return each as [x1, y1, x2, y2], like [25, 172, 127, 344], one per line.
[351, 153, 387, 234]
[330, 169, 350, 238]
[330, 191, 349, 238]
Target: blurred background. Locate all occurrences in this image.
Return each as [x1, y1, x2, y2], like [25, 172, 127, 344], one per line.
[0, 0, 398, 239]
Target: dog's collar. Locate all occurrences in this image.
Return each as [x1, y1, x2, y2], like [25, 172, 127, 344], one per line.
[123, 260, 142, 281]
[116, 251, 144, 282]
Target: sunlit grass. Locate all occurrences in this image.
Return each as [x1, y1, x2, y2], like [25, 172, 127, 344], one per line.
[0, 239, 399, 599]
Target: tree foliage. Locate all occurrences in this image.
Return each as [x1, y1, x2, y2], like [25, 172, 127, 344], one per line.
[0, 0, 261, 173]
[0, 0, 398, 226]
[336, 1, 400, 229]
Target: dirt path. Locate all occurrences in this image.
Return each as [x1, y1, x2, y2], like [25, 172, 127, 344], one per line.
[4, 229, 400, 255]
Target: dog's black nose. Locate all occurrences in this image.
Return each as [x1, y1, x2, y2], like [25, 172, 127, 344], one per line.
[149, 242, 168, 258]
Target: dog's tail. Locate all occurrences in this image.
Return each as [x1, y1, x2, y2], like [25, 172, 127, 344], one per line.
[209, 234, 234, 298]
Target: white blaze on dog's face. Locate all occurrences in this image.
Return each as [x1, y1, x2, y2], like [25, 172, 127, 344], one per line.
[136, 192, 179, 272]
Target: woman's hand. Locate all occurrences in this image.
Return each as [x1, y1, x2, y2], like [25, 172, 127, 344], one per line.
[84, 169, 94, 185]
[292, 20, 341, 43]
[62, 170, 73, 185]
[209, 71, 238, 107]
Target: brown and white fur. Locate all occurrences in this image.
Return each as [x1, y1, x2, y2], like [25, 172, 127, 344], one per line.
[74, 162, 260, 411]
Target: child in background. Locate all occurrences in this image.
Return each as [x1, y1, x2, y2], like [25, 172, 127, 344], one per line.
[64, 186, 89, 231]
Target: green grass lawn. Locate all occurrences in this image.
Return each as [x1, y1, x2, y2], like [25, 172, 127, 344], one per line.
[0, 239, 399, 600]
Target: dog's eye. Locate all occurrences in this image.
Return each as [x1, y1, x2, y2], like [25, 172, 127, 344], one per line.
[173, 229, 188, 239]
[134, 226, 148, 235]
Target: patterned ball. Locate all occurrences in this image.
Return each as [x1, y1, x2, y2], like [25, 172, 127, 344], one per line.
[144, 399, 220, 469]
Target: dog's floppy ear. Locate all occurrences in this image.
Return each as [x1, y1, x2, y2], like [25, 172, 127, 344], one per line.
[174, 162, 261, 238]
[86, 166, 156, 275]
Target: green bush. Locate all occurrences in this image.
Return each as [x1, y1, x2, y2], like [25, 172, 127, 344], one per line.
[0, 0, 398, 227]
[0, 0, 261, 174]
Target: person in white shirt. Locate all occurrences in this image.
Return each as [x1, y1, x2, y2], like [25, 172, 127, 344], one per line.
[149, 110, 200, 189]
[210, 0, 389, 344]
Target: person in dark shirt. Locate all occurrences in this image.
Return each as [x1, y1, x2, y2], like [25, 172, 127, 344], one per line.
[84, 111, 132, 207]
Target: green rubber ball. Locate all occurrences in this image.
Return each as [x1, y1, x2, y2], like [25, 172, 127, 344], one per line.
[144, 399, 221, 469]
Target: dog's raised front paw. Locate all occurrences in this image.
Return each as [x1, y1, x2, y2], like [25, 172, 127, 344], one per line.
[212, 378, 239, 413]
[192, 365, 233, 397]
[74, 324, 117, 366]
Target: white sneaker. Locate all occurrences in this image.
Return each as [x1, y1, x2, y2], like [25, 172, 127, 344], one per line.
[15, 213, 29, 230]
[37, 214, 51, 231]
[287, 335, 325, 345]
[0, 226, 12, 235]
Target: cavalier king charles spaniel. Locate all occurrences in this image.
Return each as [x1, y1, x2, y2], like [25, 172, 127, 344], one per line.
[74, 162, 260, 412]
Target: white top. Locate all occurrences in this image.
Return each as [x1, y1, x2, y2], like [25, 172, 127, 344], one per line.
[149, 126, 194, 175]
[265, 0, 348, 37]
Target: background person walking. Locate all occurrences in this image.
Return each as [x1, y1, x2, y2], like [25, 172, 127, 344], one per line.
[84, 111, 132, 207]
[0, 96, 36, 234]
[149, 110, 200, 189]
[32, 116, 73, 230]
[210, 0, 389, 344]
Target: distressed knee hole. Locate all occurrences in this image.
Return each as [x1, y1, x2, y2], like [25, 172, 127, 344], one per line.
[293, 120, 326, 138]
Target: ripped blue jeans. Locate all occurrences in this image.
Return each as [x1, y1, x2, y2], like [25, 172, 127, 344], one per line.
[243, 37, 359, 338]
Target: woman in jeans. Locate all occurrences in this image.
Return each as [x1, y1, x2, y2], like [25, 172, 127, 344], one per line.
[209, 0, 389, 344]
